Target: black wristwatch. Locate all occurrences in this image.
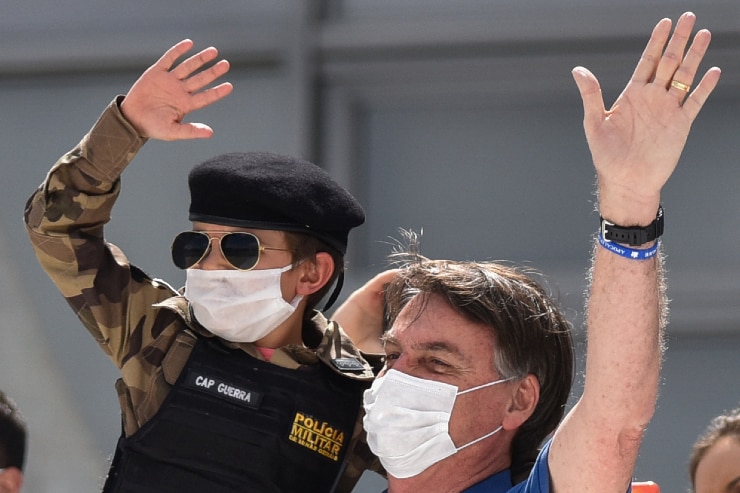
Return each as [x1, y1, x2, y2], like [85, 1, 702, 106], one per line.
[600, 206, 664, 246]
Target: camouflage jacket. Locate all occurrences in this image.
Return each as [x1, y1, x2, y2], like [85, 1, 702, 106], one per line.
[24, 97, 382, 492]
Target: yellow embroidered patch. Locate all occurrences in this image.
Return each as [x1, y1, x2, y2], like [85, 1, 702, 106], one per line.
[289, 411, 345, 461]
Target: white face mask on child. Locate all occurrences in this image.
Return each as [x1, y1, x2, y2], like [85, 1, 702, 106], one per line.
[362, 369, 511, 478]
[185, 265, 303, 343]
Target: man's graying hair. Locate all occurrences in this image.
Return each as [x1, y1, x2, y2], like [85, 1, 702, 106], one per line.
[382, 230, 575, 482]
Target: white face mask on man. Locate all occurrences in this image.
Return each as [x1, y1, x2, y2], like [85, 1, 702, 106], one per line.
[185, 264, 303, 343]
[362, 369, 512, 479]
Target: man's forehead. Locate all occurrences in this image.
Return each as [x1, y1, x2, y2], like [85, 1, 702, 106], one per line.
[383, 331, 460, 350]
[384, 322, 483, 363]
[385, 295, 496, 361]
[389, 293, 485, 337]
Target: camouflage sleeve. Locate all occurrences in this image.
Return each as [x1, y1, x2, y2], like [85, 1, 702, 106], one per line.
[335, 414, 385, 493]
[23, 97, 178, 368]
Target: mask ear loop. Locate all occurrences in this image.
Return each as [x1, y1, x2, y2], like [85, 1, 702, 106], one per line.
[453, 376, 514, 453]
[322, 271, 344, 311]
[457, 376, 516, 395]
[455, 425, 504, 452]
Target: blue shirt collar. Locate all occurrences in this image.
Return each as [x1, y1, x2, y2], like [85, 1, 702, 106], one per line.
[381, 468, 513, 493]
[463, 468, 512, 492]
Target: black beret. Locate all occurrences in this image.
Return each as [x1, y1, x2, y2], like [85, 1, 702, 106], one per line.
[188, 152, 365, 255]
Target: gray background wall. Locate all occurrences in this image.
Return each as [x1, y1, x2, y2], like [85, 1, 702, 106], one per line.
[0, 1, 738, 492]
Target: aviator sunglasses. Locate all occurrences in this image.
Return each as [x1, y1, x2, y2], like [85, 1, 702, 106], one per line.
[171, 231, 291, 270]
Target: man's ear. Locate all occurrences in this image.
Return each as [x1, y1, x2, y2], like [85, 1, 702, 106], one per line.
[502, 374, 540, 431]
[0, 466, 23, 493]
[295, 252, 335, 296]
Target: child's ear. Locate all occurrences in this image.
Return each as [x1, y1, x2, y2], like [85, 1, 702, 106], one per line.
[295, 252, 334, 295]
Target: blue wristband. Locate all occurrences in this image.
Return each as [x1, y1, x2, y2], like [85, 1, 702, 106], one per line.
[598, 233, 659, 260]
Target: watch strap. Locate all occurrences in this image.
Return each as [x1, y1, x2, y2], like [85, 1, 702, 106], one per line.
[600, 206, 664, 246]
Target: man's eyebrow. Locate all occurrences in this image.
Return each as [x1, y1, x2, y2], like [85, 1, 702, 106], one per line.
[725, 475, 740, 492]
[380, 333, 399, 346]
[381, 334, 470, 362]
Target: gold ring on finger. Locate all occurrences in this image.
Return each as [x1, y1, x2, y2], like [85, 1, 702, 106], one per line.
[670, 79, 691, 93]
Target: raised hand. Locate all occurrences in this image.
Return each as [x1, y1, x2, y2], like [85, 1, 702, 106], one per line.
[572, 12, 721, 224]
[332, 269, 399, 354]
[120, 39, 233, 141]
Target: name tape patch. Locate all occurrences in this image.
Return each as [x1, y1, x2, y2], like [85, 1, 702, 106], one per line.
[288, 412, 346, 462]
[185, 370, 263, 410]
[331, 358, 366, 372]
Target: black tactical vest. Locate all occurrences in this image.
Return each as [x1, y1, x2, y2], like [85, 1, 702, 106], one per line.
[103, 336, 369, 493]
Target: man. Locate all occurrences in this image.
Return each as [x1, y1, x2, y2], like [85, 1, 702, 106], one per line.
[689, 407, 740, 493]
[24, 41, 377, 492]
[0, 389, 26, 493]
[334, 12, 720, 492]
